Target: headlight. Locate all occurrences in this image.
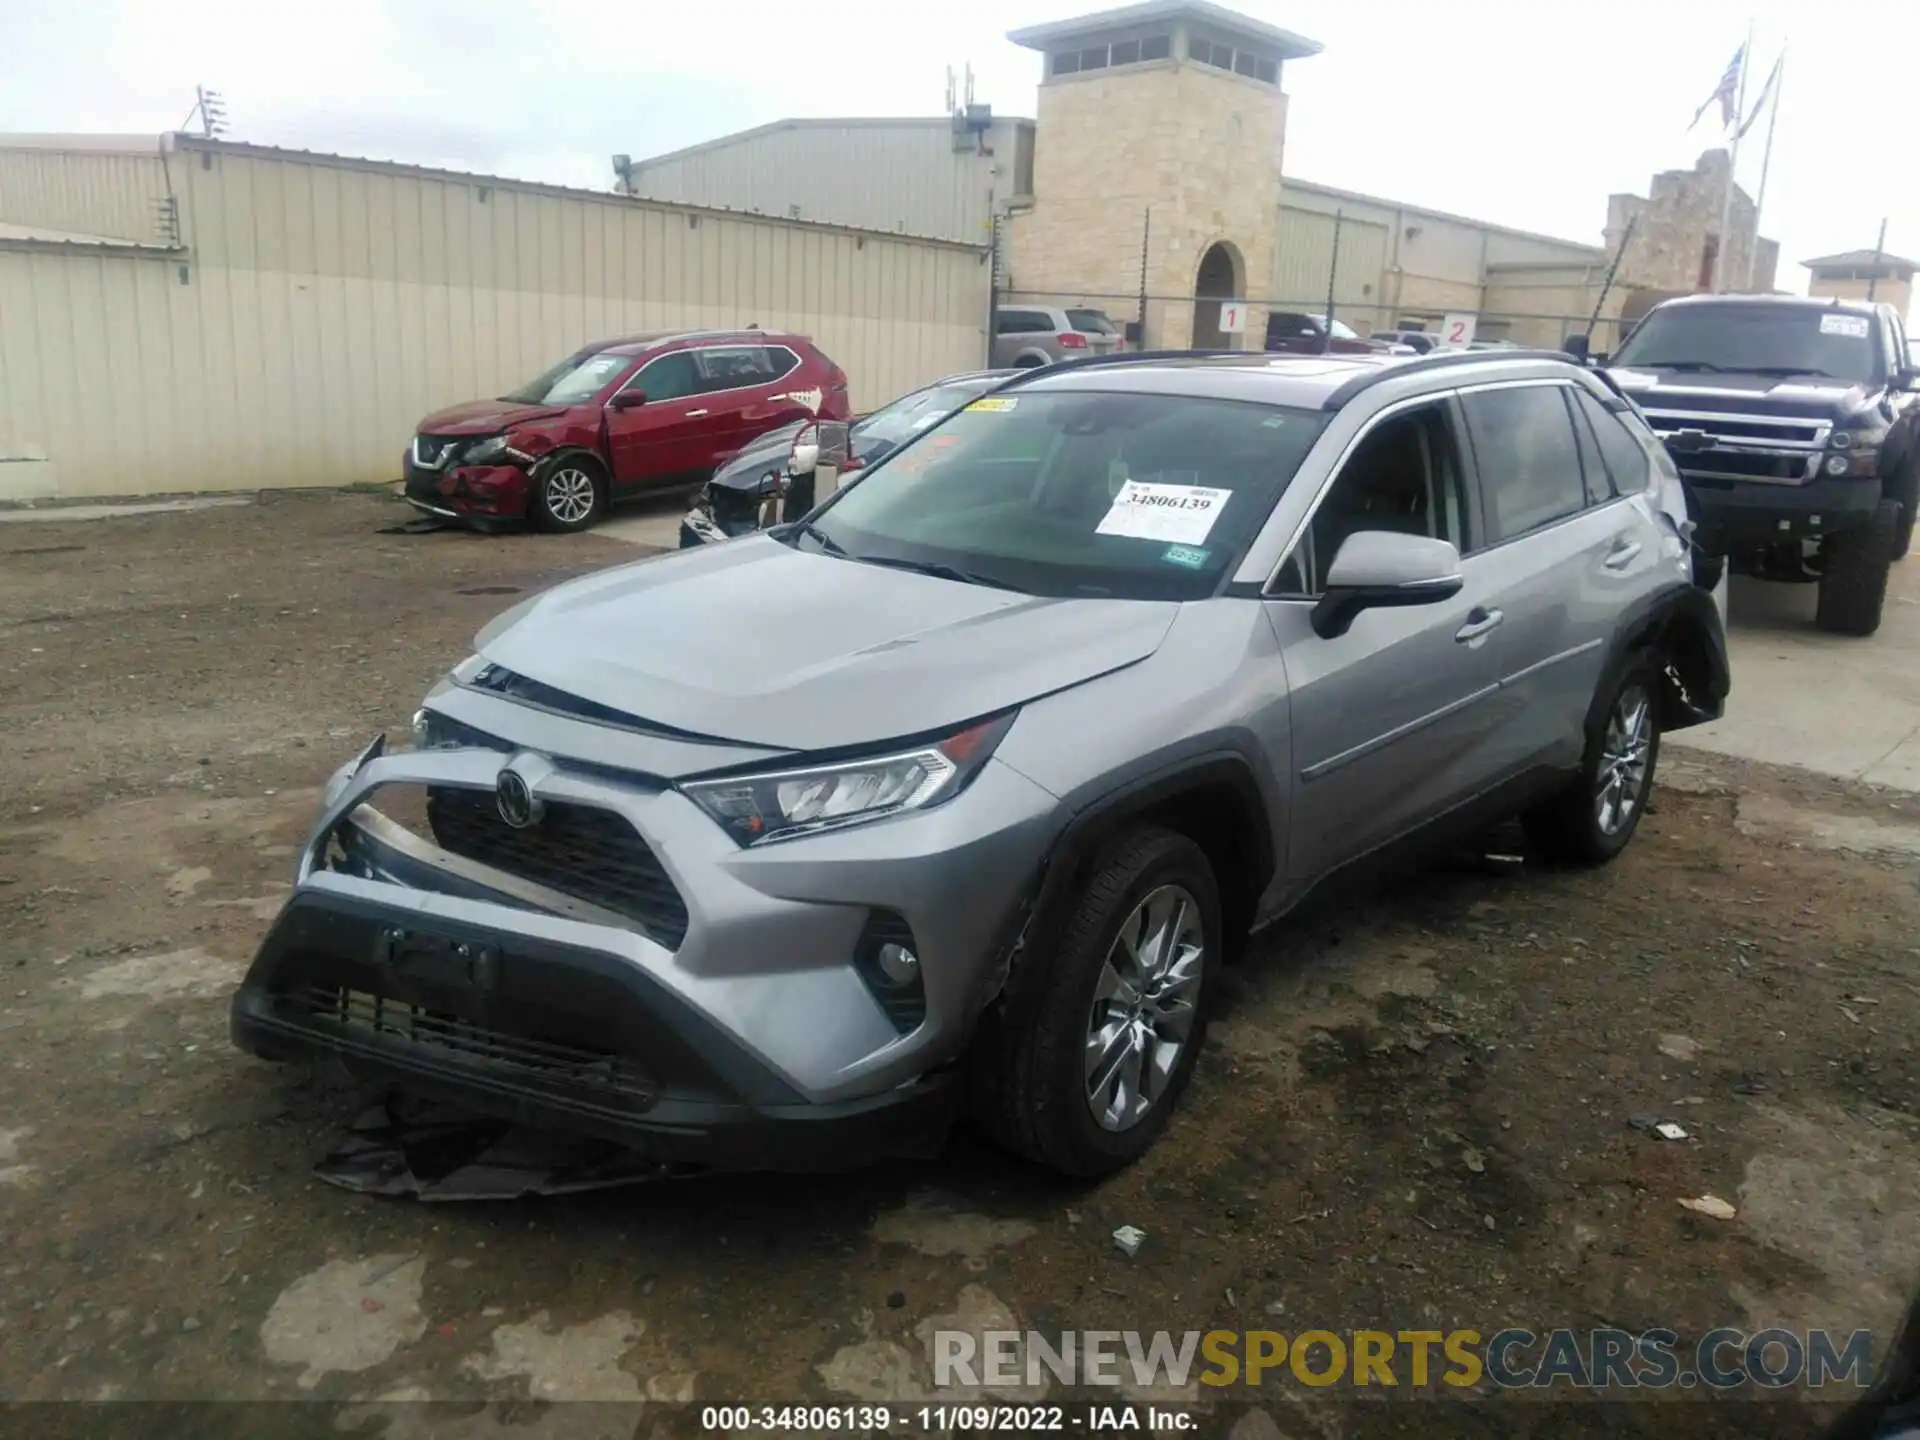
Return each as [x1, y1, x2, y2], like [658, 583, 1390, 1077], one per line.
[463, 434, 512, 464]
[680, 713, 1014, 846]
[1830, 431, 1855, 450]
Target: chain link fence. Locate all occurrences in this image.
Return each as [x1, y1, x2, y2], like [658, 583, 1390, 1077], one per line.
[993, 286, 1630, 358]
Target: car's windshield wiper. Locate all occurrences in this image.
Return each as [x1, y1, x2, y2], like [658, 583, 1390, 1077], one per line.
[1743, 365, 1839, 379]
[1640, 360, 1727, 372]
[852, 554, 1030, 593]
[788, 519, 848, 556]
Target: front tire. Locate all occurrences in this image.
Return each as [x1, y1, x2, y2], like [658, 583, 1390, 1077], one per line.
[1816, 498, 1898, 636]
[531, 456, 607, 534]
[970, 825, 1218, 1177]
[1523, 656, 1662, 866]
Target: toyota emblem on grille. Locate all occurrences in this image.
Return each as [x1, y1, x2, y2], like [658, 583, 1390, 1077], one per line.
[495, 766, 543, 829]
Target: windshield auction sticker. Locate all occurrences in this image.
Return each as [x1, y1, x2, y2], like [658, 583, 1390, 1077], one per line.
[1819, 313, 1870, 338]
[966, 396, 1019, 413]
[1097, 481, 1231, 545]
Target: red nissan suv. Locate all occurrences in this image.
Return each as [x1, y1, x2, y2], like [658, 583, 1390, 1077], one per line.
[403, 329, 851, 533]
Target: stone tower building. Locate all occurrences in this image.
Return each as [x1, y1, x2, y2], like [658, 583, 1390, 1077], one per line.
[1002, 0, 1321, 350]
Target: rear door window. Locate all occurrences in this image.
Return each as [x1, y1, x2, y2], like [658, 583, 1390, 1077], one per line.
[997, 310, 1050, 335]
[1460, 385, 1588, 542]
[693, 346, 780, 392]
[1570, 388, 1650, 496]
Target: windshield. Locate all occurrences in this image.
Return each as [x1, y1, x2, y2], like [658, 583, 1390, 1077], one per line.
[1316, 316, 1360, 340]
[500, 350, 633, 405]
[1612, 305, 1882, 383]
[1066, 309, 1117, 335]
[853, 382, 993, 447]
[795, 390, 1328, 600]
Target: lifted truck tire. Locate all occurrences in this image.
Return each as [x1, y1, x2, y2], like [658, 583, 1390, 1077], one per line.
[969, 824, 1218, 1177]
[1815, 498, 1899, 637]
[1889, 458, 1919, 561]
[1523, 655, 1662, 867]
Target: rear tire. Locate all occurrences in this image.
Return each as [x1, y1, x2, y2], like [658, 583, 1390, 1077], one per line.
[1888, 457, 1918, 561]
[969, 825, 1218, 1177]
[531, 455, 608, 534]
[1815, 498, 1898, 636]
[1691, 550, 1725, 591]
[1014, 355, 1047, 370]
[1523, 655, 1662, 867]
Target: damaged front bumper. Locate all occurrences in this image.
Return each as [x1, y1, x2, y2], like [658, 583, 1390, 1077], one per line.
[404, 456, 533, 528]
[232, 720, 1056, 1171]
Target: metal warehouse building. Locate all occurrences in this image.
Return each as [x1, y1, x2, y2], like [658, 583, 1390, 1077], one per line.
[0, 133, 991, 500]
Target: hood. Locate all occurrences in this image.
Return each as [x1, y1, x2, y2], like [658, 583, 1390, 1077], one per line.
[418, 398, 575, 436]
[708, 421, 808, 493]
[707, 421, 899, 494]
[474, 537, 1179, 752]
[1606, 365, 1879, 420]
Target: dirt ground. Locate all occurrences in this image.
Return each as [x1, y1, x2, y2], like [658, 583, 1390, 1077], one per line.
[4, 491, 1920, 1439]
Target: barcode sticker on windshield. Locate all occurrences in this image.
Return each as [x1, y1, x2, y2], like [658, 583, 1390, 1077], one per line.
[966, 396, 1019, 413]
[1820, 314, 1870, 338]
[1096, 481, 1231, 545]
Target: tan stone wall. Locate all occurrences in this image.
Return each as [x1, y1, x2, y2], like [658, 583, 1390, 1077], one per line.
[1604, 150, 1770, 296]
[1006, 60, 1282, 350]
[1810, 275, 1914, 323]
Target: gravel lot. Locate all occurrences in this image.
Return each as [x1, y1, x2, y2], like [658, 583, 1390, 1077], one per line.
[4, 490, 1919, 1438]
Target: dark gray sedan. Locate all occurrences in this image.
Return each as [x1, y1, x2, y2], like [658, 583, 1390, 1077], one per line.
[679, 369, 1016, 547]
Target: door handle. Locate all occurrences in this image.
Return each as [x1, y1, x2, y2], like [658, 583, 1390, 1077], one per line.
[1603, 538, 1642, 570]
[685, 409, 708, 417]
[1454, 607, 1504, 643]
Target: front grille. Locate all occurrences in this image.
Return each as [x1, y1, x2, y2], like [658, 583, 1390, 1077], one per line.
[413, 434, 463, 469]
[1674, 451, 1819, 483]
[426, 787, 690, 948]
[285, 982, 656, 1103]
[1640, 410, 1827, 447]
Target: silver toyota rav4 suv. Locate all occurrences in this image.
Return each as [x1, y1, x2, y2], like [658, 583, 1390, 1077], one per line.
[233, 349, 1729, 1178]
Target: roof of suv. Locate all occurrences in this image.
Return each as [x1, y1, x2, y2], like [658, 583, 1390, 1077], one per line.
[997, 347, 1597, 412]
[592, 328, 808, 357]
[1653, 293, 1884, 318]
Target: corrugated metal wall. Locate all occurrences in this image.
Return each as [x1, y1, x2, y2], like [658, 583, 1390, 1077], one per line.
[0, 139, 990, 500]
[0, 143, 171, 242]
[631, 122, 1016, 246]
[1272, 207, 1390, 314]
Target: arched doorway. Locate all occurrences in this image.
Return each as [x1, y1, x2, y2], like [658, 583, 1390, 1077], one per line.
[1192, 241, 1244, 350]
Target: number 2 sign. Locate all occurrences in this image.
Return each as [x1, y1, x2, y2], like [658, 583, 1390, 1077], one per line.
[1441, 313, 1477, 348]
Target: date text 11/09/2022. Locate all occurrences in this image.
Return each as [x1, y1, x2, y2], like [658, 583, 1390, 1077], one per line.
[698, 1406, 1190, 1432]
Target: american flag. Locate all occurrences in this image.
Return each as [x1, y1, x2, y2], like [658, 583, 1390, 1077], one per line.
[1691, 44, 1746, 131]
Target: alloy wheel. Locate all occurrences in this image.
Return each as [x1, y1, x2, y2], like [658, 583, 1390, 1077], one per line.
[1595, 683, 1653, 836]
[1084, 883, 1205, 1132]
[544, 467, 598, 525]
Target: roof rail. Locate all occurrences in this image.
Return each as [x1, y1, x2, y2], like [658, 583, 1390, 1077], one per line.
[990, 348, 1253, 389]
[1318, 347, 1583, 410]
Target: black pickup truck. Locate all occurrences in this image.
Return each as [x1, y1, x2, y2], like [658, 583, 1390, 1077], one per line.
[1578, 295, 1920, 636]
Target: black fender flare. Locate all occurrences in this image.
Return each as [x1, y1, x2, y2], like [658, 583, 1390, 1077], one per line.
[1589, 581, 1729, 737]
[986, 752, 1279, 1008]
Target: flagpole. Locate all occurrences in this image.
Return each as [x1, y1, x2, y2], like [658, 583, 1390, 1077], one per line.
[1745, 51, 1784, 291]
[1714, 17, 1756, 294]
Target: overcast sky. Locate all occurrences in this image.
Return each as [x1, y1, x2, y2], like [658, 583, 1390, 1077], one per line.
[3, 0, 1914, 299]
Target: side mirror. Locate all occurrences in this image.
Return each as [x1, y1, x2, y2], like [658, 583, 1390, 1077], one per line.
[1896, 367, 1920, 394]
[608, 389, 646, 411]
[1561, 333, 1590, 362]
[1310, 531, 1464, 640]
